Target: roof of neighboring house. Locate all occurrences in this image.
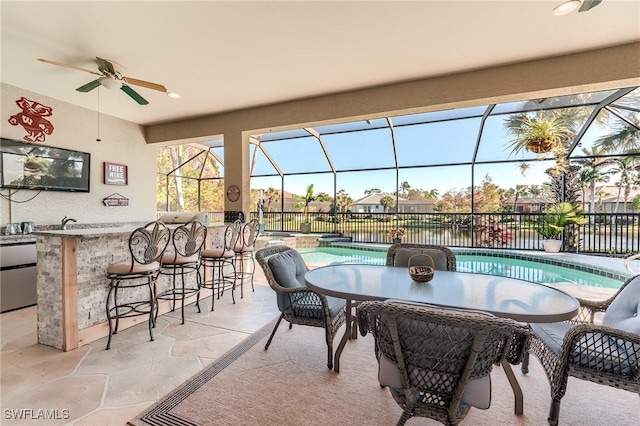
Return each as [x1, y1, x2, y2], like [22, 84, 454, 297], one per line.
[503, 196, 555, 204]
[578, 186, 640, 203]
[352, 193, 406, 205]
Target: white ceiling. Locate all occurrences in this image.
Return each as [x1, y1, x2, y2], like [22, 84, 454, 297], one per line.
[2, 1, 639, 126]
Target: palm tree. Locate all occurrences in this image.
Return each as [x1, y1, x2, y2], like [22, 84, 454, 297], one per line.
[364, 188, 381, 195]
[423, 188, 439, 202]
[264, 187, 280, 212]
[380, 195, 395, 213]
[609, 157, 640, 212]
[593, 116, 640, 154]
[573, 147, 615, 213]
[399, 181, 411, 197]
[293, 184, 317, 224]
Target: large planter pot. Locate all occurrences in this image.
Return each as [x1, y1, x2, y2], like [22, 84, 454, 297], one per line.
[542, 239, 562, 253]
[300, 222, 311, 234]
[392, 238, 402, 244]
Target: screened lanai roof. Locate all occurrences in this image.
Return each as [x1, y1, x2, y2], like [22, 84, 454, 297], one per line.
[249, 87, 639, 176]
[176, 86, 638, 201]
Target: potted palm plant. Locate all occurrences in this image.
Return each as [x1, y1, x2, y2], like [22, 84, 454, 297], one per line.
[537, 202, 587, 252]
[294, 184, 317, 234]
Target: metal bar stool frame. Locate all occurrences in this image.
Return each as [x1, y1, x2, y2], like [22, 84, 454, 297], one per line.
[105, 221, 171, 350]
[155, 221, 207, 324]
[231, 218, 260, 298]
[198, 220, 241, 310]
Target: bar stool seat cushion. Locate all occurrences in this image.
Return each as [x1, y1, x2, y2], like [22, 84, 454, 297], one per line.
[201, 248, 235, 259]
[162, 254, 199, 265]
[107, 261, 161, 276]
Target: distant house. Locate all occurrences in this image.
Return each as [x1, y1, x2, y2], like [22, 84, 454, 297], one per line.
[578, 186, 640, 213]
[262, 189, 332, 213]
[503, 196, 554, 213]
[350, 193, 435, 214]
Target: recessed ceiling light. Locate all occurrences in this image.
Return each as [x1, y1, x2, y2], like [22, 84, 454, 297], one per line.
[167, 92, 181, 99]
[553, 0, 581, 16]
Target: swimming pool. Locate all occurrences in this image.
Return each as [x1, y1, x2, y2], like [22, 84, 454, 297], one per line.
[297, 246, 626, 290]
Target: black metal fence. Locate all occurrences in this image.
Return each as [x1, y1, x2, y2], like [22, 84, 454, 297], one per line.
[254, 211, 639, 255]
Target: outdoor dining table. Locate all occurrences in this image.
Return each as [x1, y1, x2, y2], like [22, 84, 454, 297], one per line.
[304, 263, 580, 416]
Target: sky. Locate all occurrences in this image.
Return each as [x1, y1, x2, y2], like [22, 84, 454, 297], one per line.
[246, 108, 621, 201]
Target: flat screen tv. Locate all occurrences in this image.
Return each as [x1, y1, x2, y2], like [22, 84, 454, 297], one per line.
[0, 138, 91, 192]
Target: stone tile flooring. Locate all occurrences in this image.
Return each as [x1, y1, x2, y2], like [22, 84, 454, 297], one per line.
[1, 271, 279, 426]
[0, 253, 632, 425]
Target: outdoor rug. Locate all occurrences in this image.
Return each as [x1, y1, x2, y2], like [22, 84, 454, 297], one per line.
[129, 320, 639, 426]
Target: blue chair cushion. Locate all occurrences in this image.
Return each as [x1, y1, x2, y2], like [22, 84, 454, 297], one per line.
[531, 322, 638, 376]
[268, 250, 346, 318]
[393, 248, 449, 271]
[268, 249, 308, 289]
[603, 275, 640, 334]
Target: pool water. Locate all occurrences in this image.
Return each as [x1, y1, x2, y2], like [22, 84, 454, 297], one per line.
[297, 247, 623, 289]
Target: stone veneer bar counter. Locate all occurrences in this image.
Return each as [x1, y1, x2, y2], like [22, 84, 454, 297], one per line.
[34, 224, 225, 351]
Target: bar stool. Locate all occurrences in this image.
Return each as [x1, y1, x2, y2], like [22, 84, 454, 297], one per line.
[105, 221, 170, 350]
[231, 218, 260, 297]
[198, 220, 241, 310]
[155, 220, 207, 324]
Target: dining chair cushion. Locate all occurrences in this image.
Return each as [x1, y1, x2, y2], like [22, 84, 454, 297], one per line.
[268, 249, 308, 288]
[377, 346, 491, 409]
[529, 322, 573, 355]
[602, 275, 640, 334]
[531, 321, 638, 375]
[107, 261, 161, 276]
[268, 250, 346, 317]
[393, 247, 448, 271]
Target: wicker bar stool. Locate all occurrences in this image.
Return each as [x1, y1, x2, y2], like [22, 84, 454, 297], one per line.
[231, 218, 260, 298]
[198, 220, 241, 310]
[105, 221, 170, 350]
[155, 221, 207, 324]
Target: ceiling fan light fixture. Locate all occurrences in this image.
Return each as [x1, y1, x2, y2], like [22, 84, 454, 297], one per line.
[99, 77, 121, 90]
[553, 0, 581, 16]
[167, 92, 181, 99]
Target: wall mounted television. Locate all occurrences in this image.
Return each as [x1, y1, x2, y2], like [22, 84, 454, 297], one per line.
[0, 138, 91, 192]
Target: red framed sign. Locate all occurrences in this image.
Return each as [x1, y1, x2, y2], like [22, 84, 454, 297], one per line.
[104, 162, 128, 185]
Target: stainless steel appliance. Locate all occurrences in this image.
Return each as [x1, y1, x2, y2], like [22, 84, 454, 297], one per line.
[0, 242, 37, 312]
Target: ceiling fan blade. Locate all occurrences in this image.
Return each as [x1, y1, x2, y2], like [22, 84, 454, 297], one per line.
[124, 77, 167, 93]
[120, 84, 149, 105]
[95, 57, 116, 75]
[76, 79, 101, 92]
[38, 58, 102, 76]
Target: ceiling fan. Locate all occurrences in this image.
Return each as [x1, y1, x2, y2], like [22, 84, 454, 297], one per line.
[37, 57, 168, 105]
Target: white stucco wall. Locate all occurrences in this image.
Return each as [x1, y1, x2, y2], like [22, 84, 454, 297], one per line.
[1, 83, 157, 227]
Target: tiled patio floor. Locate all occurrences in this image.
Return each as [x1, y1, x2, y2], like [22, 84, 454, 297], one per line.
[0, 252, 634, 425]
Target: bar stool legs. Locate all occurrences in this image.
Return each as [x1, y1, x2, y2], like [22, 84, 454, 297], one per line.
[105, 274, 156, 350]
[104, 221, 170, 350]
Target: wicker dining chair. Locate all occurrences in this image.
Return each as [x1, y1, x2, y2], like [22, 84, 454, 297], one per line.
[358, 300, 530, 426]
[386, 243, 457, 271]
[522, 274, 640, 426]
[255, 245, 346, 370]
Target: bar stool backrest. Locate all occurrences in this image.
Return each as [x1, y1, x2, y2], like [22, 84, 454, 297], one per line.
[128, 221, 171, 270]
[171, 220, 207, 259]
[224, 220, 242, 251]
[241, 218, 260, 249]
